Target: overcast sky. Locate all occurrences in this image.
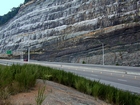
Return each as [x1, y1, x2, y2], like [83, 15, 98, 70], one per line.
[0, 0, 24, 16]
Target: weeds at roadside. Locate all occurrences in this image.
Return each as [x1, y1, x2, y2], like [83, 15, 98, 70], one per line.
[35, 86, 46, 105]
[0, 87, 10, 100]
[0, 86, 11, 105]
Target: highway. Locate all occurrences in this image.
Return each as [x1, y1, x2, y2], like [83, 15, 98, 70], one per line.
[0, 59, 140, 94]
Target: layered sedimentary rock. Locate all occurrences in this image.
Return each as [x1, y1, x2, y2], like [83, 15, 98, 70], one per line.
[0, 0, 140, 66]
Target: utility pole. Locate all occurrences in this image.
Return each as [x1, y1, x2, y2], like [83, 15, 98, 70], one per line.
[98, 40, 105, 65]
[102, 43, 104, 65]
[28, 35, 30, 62]
[20, 51, 23, 61]
[28, 46, 30, 62]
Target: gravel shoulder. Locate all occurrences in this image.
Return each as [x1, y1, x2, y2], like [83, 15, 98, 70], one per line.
[8, 79, 110, 105]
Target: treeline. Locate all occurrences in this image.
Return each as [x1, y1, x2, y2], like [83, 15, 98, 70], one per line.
[0, 0, 32, 26]
[0, 7, 20, 26]
[24, 0, 33, 4]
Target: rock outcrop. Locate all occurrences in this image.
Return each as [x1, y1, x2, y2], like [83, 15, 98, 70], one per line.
[0, 0, 140, 66]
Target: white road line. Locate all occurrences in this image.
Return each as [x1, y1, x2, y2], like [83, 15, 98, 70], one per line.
[118, 79, 127, 82]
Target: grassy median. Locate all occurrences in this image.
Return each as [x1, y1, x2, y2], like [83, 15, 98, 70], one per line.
[0, 64, 140, 105]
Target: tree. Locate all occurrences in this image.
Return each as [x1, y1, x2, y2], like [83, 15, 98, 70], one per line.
[24, 0, 32, 4]
[0, 7, 20, 26]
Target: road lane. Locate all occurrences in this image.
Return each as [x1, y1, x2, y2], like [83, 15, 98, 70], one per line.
[63, 68, 140, 88]
[70, 70, 140, 94]
[55, 64, 140, 94]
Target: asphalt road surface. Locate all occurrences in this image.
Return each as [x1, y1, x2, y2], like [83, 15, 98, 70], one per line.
[0, 59, 140, 94]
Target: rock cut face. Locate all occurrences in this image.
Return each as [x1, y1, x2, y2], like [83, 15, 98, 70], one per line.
[0, 0, 140, 66]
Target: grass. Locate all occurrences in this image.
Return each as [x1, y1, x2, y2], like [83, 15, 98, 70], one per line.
[35, 86, 46, 105]
[0, 64, 140, 105]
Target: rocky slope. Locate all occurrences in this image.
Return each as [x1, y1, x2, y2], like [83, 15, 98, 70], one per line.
[0, 0, 140, 66]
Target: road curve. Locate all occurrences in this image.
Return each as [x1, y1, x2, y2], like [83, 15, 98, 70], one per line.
[0, 59, 140, 94]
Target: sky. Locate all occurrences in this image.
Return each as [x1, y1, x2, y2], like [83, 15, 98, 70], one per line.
[0, 0, 24, 16]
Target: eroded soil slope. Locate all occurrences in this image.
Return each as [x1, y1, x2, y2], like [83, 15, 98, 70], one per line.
[8, 79, 109, 105]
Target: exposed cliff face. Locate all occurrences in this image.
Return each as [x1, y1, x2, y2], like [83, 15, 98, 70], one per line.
[0, 0, 140, 66]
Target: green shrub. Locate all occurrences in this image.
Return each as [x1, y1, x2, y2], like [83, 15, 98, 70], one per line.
[82, 61, 86, 64]
[85, 82, 92, 95]
[105, 86, 116, 103]
[92, 84, 100, 98]
[0, 64, 38, 94]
